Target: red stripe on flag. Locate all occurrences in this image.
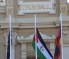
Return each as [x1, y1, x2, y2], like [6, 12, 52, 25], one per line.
[35, 29, 38, 42]
[33, 29, 38, 42]
[54, 26, 61, 59]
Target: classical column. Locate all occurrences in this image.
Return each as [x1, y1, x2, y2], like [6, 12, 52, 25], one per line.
[6, 0, 14, 15]
[21, 44, 27, 59]
[11, 46, 15, 59]
[4, 33, 8, 57]
[50, 43, 54, 56]
[11, 32, 17, 59]
[4, 32, 17, 59]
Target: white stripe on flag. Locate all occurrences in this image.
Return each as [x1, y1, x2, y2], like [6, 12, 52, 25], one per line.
[36, 39, 52, 59]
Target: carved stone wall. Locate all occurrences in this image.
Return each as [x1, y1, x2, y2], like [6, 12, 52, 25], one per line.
[0, 0, 69, 59]
[17, 32, 53, 59]
[4, 32, 17, 59]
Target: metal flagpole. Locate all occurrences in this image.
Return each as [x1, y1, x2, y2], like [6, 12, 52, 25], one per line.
[34, 14, 37, 59]
[9, 15, 12, 59]
[60, 13, 63, 59]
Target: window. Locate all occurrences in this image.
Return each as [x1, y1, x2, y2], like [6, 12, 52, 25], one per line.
[0, 0, 3, 2]
[26, 42, 36, 59]
[26, 42, 50, 59]
[0, 0, 6, 6]
[67, 0, 69, 3]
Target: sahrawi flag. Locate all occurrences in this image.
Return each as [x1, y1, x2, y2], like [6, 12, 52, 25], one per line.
[32, 29, 53, 59]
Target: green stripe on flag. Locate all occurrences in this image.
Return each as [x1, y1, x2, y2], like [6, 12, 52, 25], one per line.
[32, 42, 47, 59]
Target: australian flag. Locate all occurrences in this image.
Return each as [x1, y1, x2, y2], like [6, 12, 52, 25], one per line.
[7, 31, 12, 59]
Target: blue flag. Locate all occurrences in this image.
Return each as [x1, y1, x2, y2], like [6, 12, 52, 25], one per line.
[7, 31, 12, 59]
[7, 31, 10, 59]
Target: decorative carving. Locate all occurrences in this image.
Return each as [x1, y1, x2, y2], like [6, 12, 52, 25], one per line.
[4, 32, 17, 46]
[12, 32, 17, 46]
[4, 32, 8, 45]
[17, 32, 54, 43]
[0, 0, 6, 13]
[0, 0, 6, 6]
[17, 0, 56, 15]
[63, 31, 68, 35]
[21, 44, 27, 59]
[4, 32, 17, 59]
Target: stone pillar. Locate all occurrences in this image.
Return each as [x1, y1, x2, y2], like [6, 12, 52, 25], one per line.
[11, 32, 17, 59]
[4, 32, 17, 59]
[12, 46, 15, 59]
[6, 0, 14, 21]
[21, 44, 27, 59]
[50, 43, 54, 56]
[4, 32, 8, 57]
[6, 0, 14, 16]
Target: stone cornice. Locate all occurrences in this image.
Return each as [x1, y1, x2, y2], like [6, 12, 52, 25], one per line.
[0, 22, 69, 28]
[0, 16, 69, 28]
[17, 32, 55, 43]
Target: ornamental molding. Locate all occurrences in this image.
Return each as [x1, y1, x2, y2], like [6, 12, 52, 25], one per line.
[17, 32, 55, 43]
[4, 32, 17, 46]
[17, 0, 56, 15]
[0, 0, 6, 13]
[0, 0, 6, 6]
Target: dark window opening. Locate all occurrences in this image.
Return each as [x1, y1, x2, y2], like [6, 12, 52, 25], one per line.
[0, 0, 3, 2]
[26, 42, 50, 59]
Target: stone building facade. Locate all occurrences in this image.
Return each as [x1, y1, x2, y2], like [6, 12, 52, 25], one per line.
[0, 0, 69, 59]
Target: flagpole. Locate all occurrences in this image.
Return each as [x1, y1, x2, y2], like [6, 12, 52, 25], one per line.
[9, 15, 12, 59]
[34, 14, 37, 59]
[60, 13, 63, 59]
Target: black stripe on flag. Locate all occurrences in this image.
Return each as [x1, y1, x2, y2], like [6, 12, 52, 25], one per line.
[7, 31, 12, 59]
[37, 29, 53, 58]
[7, 32, 10, 59]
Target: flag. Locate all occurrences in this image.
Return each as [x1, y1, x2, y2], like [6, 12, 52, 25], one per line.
[32, 29, 53, 59]
[54, 26, 61, 59]
[7, 31, 12, 59]
[7, 31, 10, 59]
